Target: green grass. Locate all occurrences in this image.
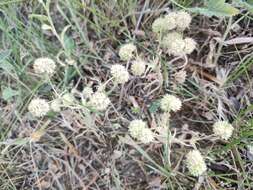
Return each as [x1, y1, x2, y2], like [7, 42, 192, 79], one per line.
[0, 0, 253, 189]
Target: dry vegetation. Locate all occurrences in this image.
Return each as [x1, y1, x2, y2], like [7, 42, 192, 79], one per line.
[0, 0, 253, 189]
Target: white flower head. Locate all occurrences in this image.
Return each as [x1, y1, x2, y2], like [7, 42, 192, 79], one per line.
[184, 37, 197, 54]
[174, 70, 187, 84]
[129, 119, 146, 139]
[89, 92, 110, 111]
[162, 32, 185, 56]
[152, 14, 176, 34]
[160, 94, 182, 112]
[33, 57, 56, 76]
[128, 119, 154, 143]
[139, 128, 154, 144]
[50, 98, 62, 112]
[82, 87, 93, 99]
[175, 11, 192, 30]
[152, 17, 167, 33]
[164, 12, 177, 31]
[213, 121, 234, 140]
[28, 98, 50, 117]
[111, 64, 129, 84]
[131, 60, 146, 76]
[119, 43, 136, 61]
[186, 150, 207, 176]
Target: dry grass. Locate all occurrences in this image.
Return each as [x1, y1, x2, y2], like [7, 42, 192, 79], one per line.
[0, 0, 253, 189]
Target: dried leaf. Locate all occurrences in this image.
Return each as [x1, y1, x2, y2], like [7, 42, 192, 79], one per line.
[224, 37, 253, 45]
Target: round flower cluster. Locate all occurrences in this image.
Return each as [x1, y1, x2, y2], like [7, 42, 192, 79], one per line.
[33, 57, 56, 76]
[128, 119, 154, 144]
[186, 150, 207, 176]
[175, 11, 192, 31]
[184, 37, 197, 54]
[162, 32, 196, 56]
[213, 121, 234, 140]
[152, 14, 176, 33]
[118, 43, 136, 61]
[28, 98, 50, 117]
[152, 11, 192, 34]
[160, 94, 182, 112]
[89, 92, 110, 111]
[131, 60, 146, 76]
[111, 64, 129, 84]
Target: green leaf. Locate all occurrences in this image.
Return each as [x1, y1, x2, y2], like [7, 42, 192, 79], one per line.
[2, 87, 19, 101]
[64, 36, 75, 56]
[190, 0, 240, 17]
[148, 100, 160, 113]
[233, 0, 253, 13]
[29, 14, 49, 22]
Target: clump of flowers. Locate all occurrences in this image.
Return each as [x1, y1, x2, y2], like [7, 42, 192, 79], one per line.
[33, 57, 56, 76]
[111, 64, 129, 84]
[162, 32, 185, 56]
[128, 119, 154, 144]
[162, 32, 196, 56]
[131, 60, 146, 76]
[152, 11, 196, 56]
[28, 98, 50, 117]
[213, 121, 234, 140]
[160, 94, 182, 112]
[186, 150, 207, 177]
[119, 43, 136, 61]
[89, 92, 110, 111]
